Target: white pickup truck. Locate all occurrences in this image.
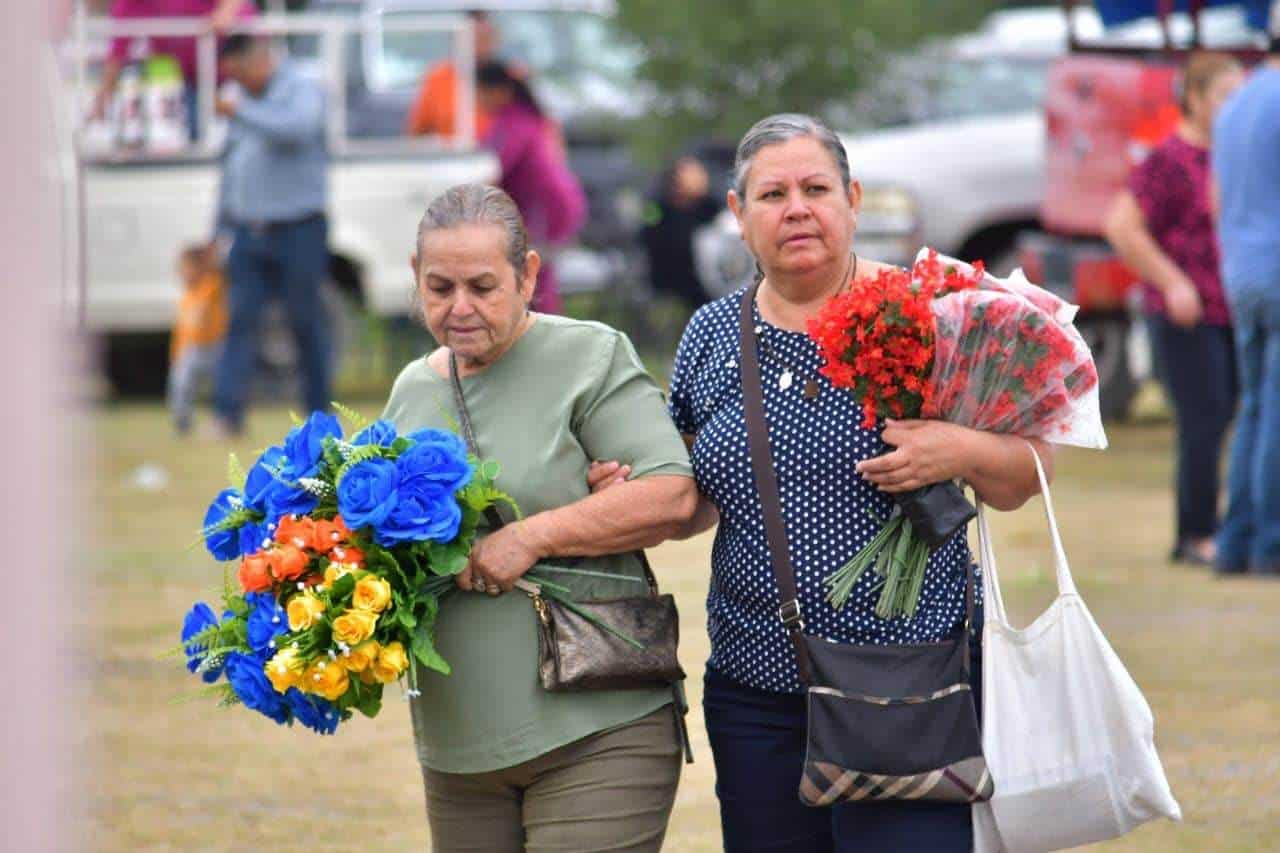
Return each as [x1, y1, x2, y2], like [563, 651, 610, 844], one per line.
[62, 11, 496, 394]
[693, 14, 1069, 296]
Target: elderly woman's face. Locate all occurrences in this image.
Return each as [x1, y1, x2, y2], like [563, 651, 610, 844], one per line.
[730, 136, 860, 280]
[415, 224, 537, 365]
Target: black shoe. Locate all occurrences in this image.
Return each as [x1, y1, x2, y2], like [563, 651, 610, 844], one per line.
[1248, 564, 1280, 578]
[1213, 561, 1249, 576]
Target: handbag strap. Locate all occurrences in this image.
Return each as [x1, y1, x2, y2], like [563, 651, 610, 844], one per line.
[976, 440, 1074, 629]
[737, 283, 814, 684]
[449, 352, 508, 532]
[446, 351, 661, 596]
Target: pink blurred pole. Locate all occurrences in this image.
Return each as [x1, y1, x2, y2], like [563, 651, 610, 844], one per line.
[0, 1, 77, 849]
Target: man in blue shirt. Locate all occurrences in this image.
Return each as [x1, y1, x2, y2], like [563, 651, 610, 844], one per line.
[213, 34, 330, 435]
[1212, 33, 1280, 575]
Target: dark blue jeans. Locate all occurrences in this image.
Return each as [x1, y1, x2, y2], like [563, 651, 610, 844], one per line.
[214, 215, 331, 429]
[1218, 291, 1280, 570]
[704, 622, 982, 852]
[1147, 316, 1237, 544]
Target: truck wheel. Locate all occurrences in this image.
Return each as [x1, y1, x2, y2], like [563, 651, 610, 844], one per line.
[1077, 315, 1137, 422]
[254, 279, 359, 402]
[104, 333, 170, 398]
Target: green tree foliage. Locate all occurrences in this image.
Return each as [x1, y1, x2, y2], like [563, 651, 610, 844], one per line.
[613, 0, 1001, 154]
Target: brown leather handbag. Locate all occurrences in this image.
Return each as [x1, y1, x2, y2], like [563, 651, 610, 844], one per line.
[528, 554, 684, 692]
[448, 353, 692, 761]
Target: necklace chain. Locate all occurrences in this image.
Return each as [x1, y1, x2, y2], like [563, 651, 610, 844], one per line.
[751, 253, 858, 400]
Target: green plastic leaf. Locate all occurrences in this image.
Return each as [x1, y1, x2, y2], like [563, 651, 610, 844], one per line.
[412, 623, 451, 675]
[227, 453, 245, 489]
[329, 572, 357, 602]
[331, 400, 370, 432]
[426, 539, 469, 576]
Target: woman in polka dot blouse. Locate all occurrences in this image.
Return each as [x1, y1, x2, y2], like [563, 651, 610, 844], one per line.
[595, 114, 1056, 852]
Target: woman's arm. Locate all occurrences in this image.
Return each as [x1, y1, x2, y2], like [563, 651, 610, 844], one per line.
[856, 419, 1054, 512]
[1103, 190, 1202, 327]
[585, 433, 720, 541]
[461, 474, 699, 593]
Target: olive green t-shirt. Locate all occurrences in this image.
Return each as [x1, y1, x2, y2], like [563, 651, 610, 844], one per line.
[382, 314, 694, 774]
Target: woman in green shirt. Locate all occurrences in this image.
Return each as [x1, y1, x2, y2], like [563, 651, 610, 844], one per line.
[382, 183, 698, 852]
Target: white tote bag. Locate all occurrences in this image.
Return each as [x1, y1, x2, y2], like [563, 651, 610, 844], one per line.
[973, 447, 1181, 852]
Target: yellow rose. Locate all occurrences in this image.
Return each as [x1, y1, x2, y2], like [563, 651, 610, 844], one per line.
[352, 576, 393, 613]
[286, 592, 326, 632]
[331, 609, 378, 646]
[265, 647, 304, 694]
[321, 563, 356, 590]
[356, 667, 379, 685]
[373, 641, 410, 684]
[341, 639, 381, 673]
[303, 658, 350, 702]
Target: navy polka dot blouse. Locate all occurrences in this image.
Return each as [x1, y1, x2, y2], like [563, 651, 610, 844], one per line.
[669, 289, 976, 694]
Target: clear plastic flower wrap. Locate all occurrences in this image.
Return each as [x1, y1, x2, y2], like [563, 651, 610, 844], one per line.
[924, 287, 1108, 450]
[914, 247, 1080, 326]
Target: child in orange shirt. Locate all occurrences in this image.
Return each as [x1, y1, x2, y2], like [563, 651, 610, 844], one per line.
[168, 243, 228, 434]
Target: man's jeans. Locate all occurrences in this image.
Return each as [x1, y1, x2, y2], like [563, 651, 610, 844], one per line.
[1218, 290, 1280, 570]
[214, 215, 331, 429]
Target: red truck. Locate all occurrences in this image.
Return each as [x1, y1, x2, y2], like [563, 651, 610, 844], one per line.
[1017, 0, 1272, 419]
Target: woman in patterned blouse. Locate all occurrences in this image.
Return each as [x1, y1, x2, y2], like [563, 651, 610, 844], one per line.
[594, 113, 1055, 851]
[1104, 52, 1244, 569]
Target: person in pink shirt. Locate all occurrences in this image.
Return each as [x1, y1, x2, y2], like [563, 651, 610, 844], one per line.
[1104, 52, 1245, 567]
[475, 61, 587, 315]
[91, 0, 256, 133]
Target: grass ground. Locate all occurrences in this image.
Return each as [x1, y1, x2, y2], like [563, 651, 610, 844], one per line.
[89, 399, 1280, 851]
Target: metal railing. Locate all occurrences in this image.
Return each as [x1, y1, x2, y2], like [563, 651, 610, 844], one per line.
[67, 9, 477, 161]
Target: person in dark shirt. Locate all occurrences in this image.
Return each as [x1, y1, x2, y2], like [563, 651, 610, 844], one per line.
[641, 155, 720, 312]
[1103, 52, 1244, 567]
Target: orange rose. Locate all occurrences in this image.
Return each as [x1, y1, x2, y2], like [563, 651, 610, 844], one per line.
[313, 516, 352, 554]
[269, 545, 311, 582]
[329, 544, 365, 569]
[238, 553, 273, 592]
[274, 515, 316, 551]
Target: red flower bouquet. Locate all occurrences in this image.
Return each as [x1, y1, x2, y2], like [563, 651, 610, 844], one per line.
[808, 250, 1105, 619]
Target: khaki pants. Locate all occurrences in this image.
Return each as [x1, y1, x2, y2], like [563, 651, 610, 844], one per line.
[423, 707, 682, 852]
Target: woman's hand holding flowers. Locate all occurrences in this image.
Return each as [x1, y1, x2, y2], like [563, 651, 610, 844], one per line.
[456, 522, 543, 595]
[856, 419, 970, 493]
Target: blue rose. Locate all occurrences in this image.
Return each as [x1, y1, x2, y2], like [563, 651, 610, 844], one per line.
[224, 652, 289, 724]
[244, 592, 287, 660]
[336, 457, 399, 529]
[352, 419, 398, 448]
[399, 429, 473, 495]
[374, 480, 462, 546]
[203, 488, 247, 561]
[265, 482, 319, 521]
[285, 688, 340, 735]
[282, 412, 342, 478]
[237, 520, 273, 558]
[244, 446, 288, 514]
[181, 602, 224, 683]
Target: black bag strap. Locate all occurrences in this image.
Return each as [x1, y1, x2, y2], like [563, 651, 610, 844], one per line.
[447, 351, 661, 595]
[737, 284, 814, 684]
[737, 288, 976, 685]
